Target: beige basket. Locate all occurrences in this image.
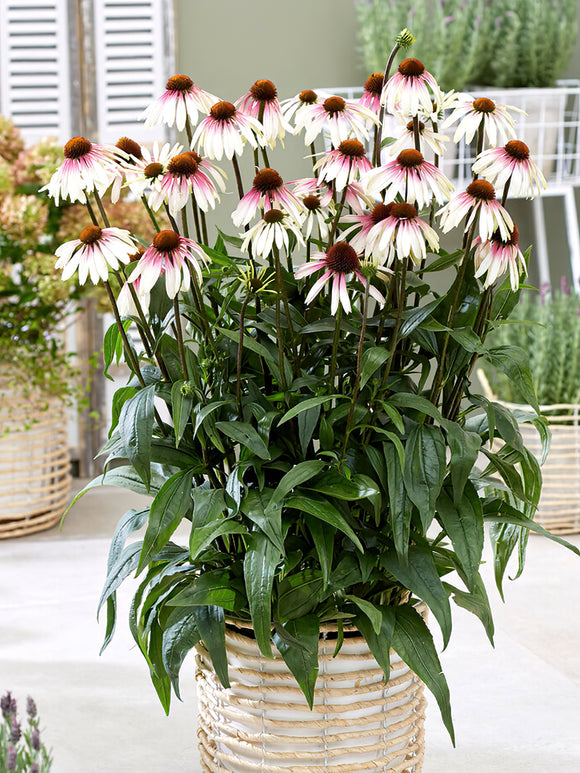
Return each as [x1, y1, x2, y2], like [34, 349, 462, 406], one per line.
[0, 379, 71, 539]
[196, 621, 426, 773]
[478, 371, 580, 535]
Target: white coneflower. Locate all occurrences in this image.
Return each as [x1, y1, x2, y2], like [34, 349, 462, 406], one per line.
[41, 136, 119, 205]
[148, 152, 223, 216]
[301, 194, 330, 240]
[232, 168, 303, 227]
[472, 139, 546, 199]
[294, 241, 384, 315]
[473, 225, 527, 290]
[117, 273, 151, 317]
[123, 141, 184, 198]
[294, 95, 378, 147]
[341, 203, 395, 260]
[315, 139, 373, 191]
[382, 58, 443, 118]
[240, 208, 304, 259]
[236, 79, 293, 148]
[366, 201, 440, 267]
[438, 179, 513, 241]
[280, 88, 323, 123]
[442, 95, 521, 147]
[364, 148, 454, 209]
[128, 229, 208, 298]
[54, 225, 136, 284]
[142, 74, 218, 131]
[387, 118, 449, 158]
[192, 100, 264, 161]
[360, 72, 384, 115]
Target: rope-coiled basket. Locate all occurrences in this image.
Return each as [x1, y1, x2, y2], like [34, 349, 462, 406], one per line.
[196, 621, 426, 773]
[0, 379, 71, 539]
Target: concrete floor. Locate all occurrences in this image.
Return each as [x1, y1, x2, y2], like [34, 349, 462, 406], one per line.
[1, 480, 579, 772]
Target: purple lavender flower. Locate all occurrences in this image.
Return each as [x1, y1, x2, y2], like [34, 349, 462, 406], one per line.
[560, 275, 571, 295]
[6, 744, 17, 771]
[31, 765, 40, 773]
[30, 727, 41, 751]
[1, 691, 17, 719]
[539, 282, 551, 305]
[26, 696, 37, 719]
[10, 718, 22, 743]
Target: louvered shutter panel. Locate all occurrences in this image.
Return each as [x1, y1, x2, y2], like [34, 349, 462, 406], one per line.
[0, 0, 72, 144]
[93, 0, 170, 144]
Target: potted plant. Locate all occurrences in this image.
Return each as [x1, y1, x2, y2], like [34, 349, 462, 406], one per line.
[51, 31, 578, 771]
[479, 279, 580, 535]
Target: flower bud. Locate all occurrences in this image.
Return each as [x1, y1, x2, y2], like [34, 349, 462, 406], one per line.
[395, 27, 415, 48]
[6, 744, 17, 771]
[10, 719, 21, 743]
[26, 697, 37, 718]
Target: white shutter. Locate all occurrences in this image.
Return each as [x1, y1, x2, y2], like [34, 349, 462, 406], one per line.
[0, 0, 72, 144]
[93, 0, 170, 144]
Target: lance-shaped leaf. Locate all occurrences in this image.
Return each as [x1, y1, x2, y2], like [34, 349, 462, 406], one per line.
[441, 419, 481, 506]
[244, 532, 281, 657]
[384, 442, 411, 562]
[277, 569, 324, 620]
[278, 395, 344, 425]
[215, 420, 271, 459]
[118, 384, 156, 490]
[353, 604, 395, 678]
[192, 606, 229, 688]
[273, 615, 319, 708]
[190, 519, 247, 562]
[404, 423, 446, 531]
[359, 346, 392, 389]
[138, 469, 195, 574]
[285, 492, 363, 552]
[270, 460, 326, 507]
[389, 604, 455, 745]
[436, 484, 484, 590]
[171, 380, 193, 448]
[161, 607, 201, 698]
[381, 544, 452, 648]
[167, 570, 237, 610]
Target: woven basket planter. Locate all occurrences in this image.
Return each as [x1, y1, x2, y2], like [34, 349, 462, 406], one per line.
[0, 379, 71, 539]
[196, 621, 426, 773]
[478, 371, 580, 535]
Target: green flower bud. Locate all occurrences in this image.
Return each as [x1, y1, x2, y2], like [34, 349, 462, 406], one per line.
[180, 380, 194, 396]
[395, 28, 415, 49]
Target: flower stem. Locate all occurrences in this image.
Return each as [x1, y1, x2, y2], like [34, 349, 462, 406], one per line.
[231, 155, 245, 200]
[374, 43, 401, 166]
[329, 306, 343, 390]
[141, 195, 161, 232]
[173, 296, 189, 379]
[236, 294, 250, 408]
[93, 190, 110, 227]
[342, 281, 370, 457]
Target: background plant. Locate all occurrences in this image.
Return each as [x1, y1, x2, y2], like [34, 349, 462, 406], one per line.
[0, 693, 52, 773]
[355, 0, 577, 89]
[481, 279, 580, 404]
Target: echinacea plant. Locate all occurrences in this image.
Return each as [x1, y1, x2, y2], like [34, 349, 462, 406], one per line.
[54, 32, 579, 742]
[0, 693, 52, 773]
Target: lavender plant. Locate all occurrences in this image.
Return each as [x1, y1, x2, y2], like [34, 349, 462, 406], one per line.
[355, 0, 577, 90]
[50, 31, 579, 742]
[0, 693, 52, 773]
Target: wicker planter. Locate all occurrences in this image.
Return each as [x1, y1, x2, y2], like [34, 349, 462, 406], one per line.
[0, 378, 72, 539]
[196, 621, 426, 772]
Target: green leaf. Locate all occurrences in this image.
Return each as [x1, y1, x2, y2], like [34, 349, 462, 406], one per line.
[391, 605, 455, 744]
[422, 249, 463, 272]
[446, 581, 494, 646]
[215, 420, 271, 460]
[161, 608, 201, 698]
[97, 541, 142, 619]
[192, 488, 228, 527]
[192, 400, 231, 440]
[277, 569, 324, 619]
[399, 297, 445, 338]
[484, 502, 580, 557]
[137, 469, 195, 574]
[345, 596, 382, 634]
[298, 404, 321, 456]
[389, 392, 443, 423]
[381, 545, 452, 648]
[272, 615, 319, 708]
[436, 485, 484, 590]
[118, 385, 156, 490]
[360, 347, 392, 389]
[384, 442, 410, 562]
[270, 460, 326, 506]
[244, 533, 281, 657]
[307, 520, 334, 586]
[485, 345, 540, 412]
[190, 519, 246, 561]
[305, 470, 379, 500]
[241, 490, 285, 553]
[441, 420, 481, 506]
[103, 319, 132, 380]
[353, 605, 395, 677]
[171, 381, 193, 448]
[404, 424, 446, 530]
[168, 570, 238, 610]
[285, 493, 363, 552]
[278, 395, 343, 426]
[192, 606, 229, 688]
